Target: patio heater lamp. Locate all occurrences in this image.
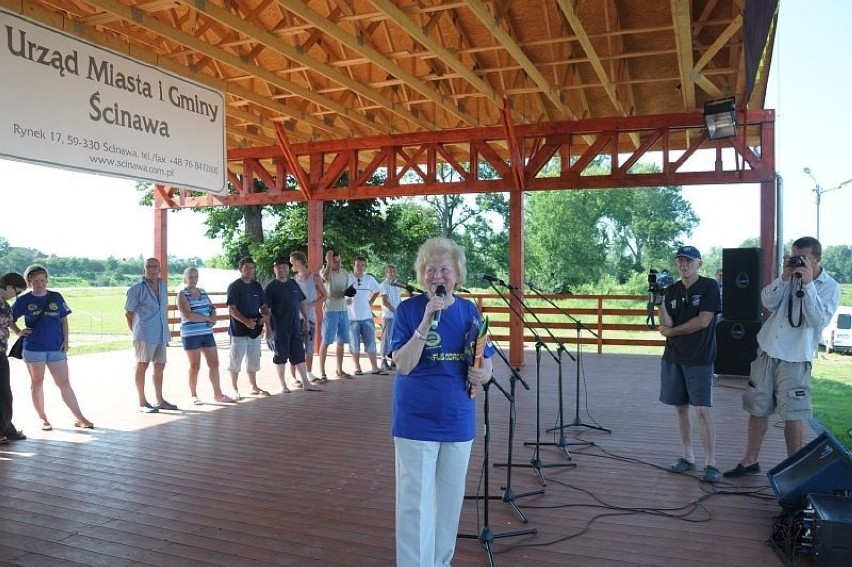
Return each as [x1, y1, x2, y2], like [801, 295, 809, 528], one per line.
[704, 97, 738, 140]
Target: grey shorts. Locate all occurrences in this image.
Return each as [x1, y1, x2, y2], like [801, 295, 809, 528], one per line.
[133, 340, 167, 364]
[743, 350, 812, 420]
[660, 359, 714, 407]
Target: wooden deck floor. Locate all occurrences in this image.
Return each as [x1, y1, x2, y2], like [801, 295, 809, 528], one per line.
[0, 345, 795, 566]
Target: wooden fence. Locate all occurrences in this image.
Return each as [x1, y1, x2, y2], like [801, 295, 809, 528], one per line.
[168, 292, 665, 353]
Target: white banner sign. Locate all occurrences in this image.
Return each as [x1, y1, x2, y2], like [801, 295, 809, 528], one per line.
[0, 9, 227, 195]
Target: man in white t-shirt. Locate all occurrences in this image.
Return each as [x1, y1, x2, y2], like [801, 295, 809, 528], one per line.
[347, 256, 385, 375]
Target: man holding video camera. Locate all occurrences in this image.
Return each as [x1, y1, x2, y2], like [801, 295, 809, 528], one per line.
[724, 237, 840, 478]
[657, 245, 722, 483]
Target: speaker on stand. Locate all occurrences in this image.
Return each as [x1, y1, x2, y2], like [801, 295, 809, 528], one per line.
[716, 248, 763, 376]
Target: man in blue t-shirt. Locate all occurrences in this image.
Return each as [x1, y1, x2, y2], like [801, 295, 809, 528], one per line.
[265, 258, 319, 393]
[657, 245, 721, 483]
[226, 257, 269, 399]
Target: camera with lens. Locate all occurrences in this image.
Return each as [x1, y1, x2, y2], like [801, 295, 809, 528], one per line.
[647, 269, 675, 305]
[786, 255, 806, 269]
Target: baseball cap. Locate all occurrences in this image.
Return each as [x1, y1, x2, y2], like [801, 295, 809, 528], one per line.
[674, 245, 701, 261]
[273, 256, 291, 267]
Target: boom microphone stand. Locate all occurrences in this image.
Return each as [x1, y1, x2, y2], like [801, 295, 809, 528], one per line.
[459, 375, 537, 566]
[507, 285, 577, 457]
[485, 277, 576, 486]
[526, 280, 611, 441]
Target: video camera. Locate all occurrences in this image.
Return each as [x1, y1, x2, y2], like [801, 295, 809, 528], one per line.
[647, 269, 675, 304]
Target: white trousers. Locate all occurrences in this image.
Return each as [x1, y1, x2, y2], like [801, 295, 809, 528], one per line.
[394, 437, 473, 567]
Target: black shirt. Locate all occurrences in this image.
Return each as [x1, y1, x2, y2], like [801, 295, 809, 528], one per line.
[662, 276, 721, 365]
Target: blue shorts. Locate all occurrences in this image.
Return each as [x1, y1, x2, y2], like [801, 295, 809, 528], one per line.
[22, 350, 67, 363]
[270, 332, 307, 365]
[322, 311, 350, 345]
[181, 334, 217, 350]
[349, 319, 377, 354]
[660, 359, 714, 407]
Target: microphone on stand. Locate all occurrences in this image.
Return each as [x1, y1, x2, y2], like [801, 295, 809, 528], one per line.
[431, 284, 446, 329]
[457, 287, 472, 294]
[391, 280, 424, 294]
[477, 273, 515, 289]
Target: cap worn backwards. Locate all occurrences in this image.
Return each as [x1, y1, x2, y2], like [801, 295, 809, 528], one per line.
[674, 245, 701, 261]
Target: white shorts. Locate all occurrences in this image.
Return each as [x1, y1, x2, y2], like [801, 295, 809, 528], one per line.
[228, 336, 262, 373]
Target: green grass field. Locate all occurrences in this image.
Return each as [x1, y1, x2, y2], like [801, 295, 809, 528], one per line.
[33, 286, 852, 450]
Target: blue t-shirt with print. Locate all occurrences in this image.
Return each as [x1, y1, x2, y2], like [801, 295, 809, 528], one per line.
[11, 291, 71, 352]
[390, 293, 491, 442]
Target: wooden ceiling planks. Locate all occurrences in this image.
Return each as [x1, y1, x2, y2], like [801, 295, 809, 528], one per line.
[8, 0, 773, 175]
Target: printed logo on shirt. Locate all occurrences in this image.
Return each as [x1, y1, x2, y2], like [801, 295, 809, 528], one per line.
[425, 329, 441, 349]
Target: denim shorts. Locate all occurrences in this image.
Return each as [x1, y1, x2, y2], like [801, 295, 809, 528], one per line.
[22, 349, 67, 363]
[181, 334, 217, 350]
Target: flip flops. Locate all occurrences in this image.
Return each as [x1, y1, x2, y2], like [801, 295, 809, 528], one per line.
[371, 369, 388, 375]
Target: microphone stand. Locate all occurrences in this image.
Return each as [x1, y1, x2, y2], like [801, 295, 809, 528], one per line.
[468, 339, 540, 523]
[526, 281, 611, 441]
[506, 284, 578, 457]
[459, 375, 537, 566]
[487, 279, 576, 486]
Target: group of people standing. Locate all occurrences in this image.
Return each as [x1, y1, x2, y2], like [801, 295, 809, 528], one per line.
[656, 236, 840, 485]
[125, 250, 408, 413]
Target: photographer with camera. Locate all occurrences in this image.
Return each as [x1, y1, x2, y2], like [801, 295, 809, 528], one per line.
[724, 237, 840, 478]
[657, 246, 722, 483]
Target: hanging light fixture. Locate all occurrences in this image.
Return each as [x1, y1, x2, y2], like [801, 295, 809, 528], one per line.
[704, 97, 738, 140]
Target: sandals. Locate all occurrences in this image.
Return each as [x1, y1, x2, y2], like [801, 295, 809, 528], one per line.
[41, 422, 53, 431]
[74, 420, 95, 429]
[353, 370, 364, 376]
[249, 389, 271, 397]
[371, 369, 388, 375]
[336, 371, 353, 379]
[214, 394, 237, 403]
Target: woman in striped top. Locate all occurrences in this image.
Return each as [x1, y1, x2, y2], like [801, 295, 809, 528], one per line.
[177, 267, 235, 405]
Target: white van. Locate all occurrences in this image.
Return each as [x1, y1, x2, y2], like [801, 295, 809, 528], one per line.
[821, 306, 852, 354]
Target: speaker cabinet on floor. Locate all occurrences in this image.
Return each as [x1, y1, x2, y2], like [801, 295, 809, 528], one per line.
[715, 319, 761, 376]
[767, 431, 852, 509]
[722, 247, 763, 320]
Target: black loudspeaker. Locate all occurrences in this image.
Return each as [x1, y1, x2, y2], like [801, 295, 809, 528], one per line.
[767, 432, 852, 509]
[714, 319, 760, 376]
[722, 247, 763, 320]
[809, 494, 852, 566]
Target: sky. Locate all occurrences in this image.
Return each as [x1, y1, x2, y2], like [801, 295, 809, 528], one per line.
[1, 1, 849, 261]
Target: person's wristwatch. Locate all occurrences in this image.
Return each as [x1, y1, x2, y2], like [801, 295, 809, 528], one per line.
[414, 329, 428, 341]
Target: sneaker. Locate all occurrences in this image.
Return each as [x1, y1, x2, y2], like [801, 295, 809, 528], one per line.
[667, 457, 696, 474]
[701, 465, 721, 483]
[381, 360, 391, 372]
[139, 403, 159, 414]
[723, 462, 761, 478]
[157, 400, 178, 411]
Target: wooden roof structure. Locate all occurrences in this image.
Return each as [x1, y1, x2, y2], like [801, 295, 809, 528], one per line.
[8, 0, 780, 364]
[10, 0, 776, 163]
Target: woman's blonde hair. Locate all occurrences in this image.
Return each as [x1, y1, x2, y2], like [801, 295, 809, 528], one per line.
[183, 266, 199, 284]
[414, 237, 467, 291]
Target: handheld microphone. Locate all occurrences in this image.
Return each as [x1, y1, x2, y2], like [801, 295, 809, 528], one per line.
[431, 284, 446, 329]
